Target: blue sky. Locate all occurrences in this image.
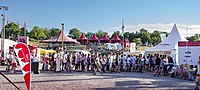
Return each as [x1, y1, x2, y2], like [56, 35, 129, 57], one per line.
[0, 0, 200, 35]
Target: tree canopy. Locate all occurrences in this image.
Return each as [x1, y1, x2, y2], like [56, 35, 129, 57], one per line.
[69, 28, 82, 39]
[7, 22, 200, 46]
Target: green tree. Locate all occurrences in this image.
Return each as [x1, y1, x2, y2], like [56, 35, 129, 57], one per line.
[128, 32, 135, 42]
[5, 22, 22, 40]
[85, 32, 93, 38]
[69, 28, 82, 39]
[134, 38, 142, 45]
[43, 28, 51, 39]
[50, 28, 60, 37]
[150, 30, 162, 45]
[187, 34, 200, 41]
[124, 32, 130, 41]
[20, 27, 28, 36]
[96, 30, 107, 39]
[139, 28, 151, 44]
[29, 26, 46, 40]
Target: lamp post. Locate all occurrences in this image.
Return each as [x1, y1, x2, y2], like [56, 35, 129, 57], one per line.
[0, 6, 8, 57]
[61, 23, 64, 51]
[121, 19, 125, 55]
[185, 25, 188, 70]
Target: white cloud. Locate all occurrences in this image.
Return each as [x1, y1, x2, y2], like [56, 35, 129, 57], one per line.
[104, 23, 200, 37]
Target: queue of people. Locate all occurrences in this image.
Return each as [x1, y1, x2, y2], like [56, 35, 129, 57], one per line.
[42, 49, 195, 78]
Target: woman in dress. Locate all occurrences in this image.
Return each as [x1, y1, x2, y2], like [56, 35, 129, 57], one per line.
[55, 51, 61, 72]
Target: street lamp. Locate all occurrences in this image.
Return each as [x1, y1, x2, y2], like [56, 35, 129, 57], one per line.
[61, 23, 64, 51]
[0, 6, 8, 57]
[121, 19, 125, 55]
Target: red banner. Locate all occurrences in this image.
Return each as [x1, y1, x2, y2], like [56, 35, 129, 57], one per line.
[178, 42, 200, 46]
[14, 43, 31, 90]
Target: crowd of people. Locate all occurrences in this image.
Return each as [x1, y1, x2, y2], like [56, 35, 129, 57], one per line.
[1, 49, 198, 82]
[40, 49, 198, 80]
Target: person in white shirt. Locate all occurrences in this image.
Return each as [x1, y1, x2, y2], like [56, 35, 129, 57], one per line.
[63, 52, 68, 71]
[11, 53, 17, 73]
[93, 55, 102, 75]
[112, 53, 117, 72]
[122, 54, 127, 71]
[6, 52, 12, 71]
[60, 50, 64, 71]
[126, 55, 131, 72]
[101, 55, 107, 73]
[75, 52, 82, 71]
[108, 53, 113, 72]
[55, 51, 61, 72]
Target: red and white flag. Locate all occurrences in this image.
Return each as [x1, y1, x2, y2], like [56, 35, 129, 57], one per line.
[14, 43, 31, 90]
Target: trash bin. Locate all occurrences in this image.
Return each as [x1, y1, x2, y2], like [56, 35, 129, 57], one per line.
[31, 61, 40, 74]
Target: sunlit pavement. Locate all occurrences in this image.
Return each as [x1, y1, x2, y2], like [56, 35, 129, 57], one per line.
[0, 65, 196, 90]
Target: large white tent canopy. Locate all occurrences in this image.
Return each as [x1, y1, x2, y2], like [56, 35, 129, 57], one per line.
[145, 24, 188, 64]
[0, 38, 17, 56]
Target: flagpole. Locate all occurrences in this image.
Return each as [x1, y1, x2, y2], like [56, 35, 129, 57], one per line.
[24, 21, 26, 36]
[0, 6, 8, 63]
[121, 18, 125, 55]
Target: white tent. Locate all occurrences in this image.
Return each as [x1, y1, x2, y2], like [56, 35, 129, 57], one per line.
[0, 38, 17, 57]
[145, 24, 188, 64]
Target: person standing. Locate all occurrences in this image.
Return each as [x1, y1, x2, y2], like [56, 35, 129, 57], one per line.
[43, 54, 48, 71]
[67, 53, 73, 73]
[112, 53, 117, 72]
[60, 49, 64, 71]
[63, 52, 68, 71]
[122, 54, 127, 72]
[154, 54, 161, 77]
[6, 52, 12, 71]
[93, 55, 103, 75]
[11, 53, 17, 73]
[101, 55, 107, 73]
[163, 55, 168, 76]
[145, 56, 150, 70]
[86, 54, 91, 71]
[138, 55, 145, 73]
[108, 53, 113, 72]
[55, 51, 61, 72]
[126, 55, 131, 72]
[195, 56, 200, 89]
[81, 54, 86, 72]
[72, 53, 76, 71]
[115, 54, 121, 73]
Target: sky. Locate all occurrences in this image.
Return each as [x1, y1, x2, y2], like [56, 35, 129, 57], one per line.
[0, 0, 200, 36]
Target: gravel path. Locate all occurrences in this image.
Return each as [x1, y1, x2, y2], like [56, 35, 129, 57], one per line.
[0, 66, 196, 90]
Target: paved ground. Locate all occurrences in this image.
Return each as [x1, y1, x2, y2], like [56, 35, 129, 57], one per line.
[0, 65, 196, 90]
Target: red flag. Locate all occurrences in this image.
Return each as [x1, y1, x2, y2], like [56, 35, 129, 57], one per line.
[14, 43, 31, 90]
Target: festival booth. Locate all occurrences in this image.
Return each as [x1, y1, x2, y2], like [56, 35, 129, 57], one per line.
[145, 24, 188, 65]
[100, 34, 110, 43]
[89, 34, 99, 43]
[178, 42, 200, 65]
[77, 33, 88, 45]
[111, 34, 122, 43]
[40, 30, 80, 50]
